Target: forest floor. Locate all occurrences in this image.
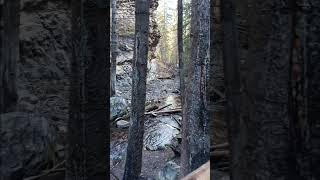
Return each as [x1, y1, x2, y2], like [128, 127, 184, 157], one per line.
[110, 53, 182, 179]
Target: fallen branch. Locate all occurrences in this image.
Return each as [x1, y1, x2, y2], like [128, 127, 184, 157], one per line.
[23, 163, 65, 180]
[145, 108, 182, 115]
[154, 103, 172, 112]
[172, 115, 182, 127]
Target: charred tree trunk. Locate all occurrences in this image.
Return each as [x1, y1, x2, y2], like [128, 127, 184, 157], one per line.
[181, 0, 210, 176]
[304, 1, 320, 178]
[111, 0, 117, 96]
[237, 0, 293, 179]
[0, 0, 20, 113]
[66, 0, 109, 179]
[177, 0, 184, 100]
[123, 0, 149, 179]
[220, 0, 241, 179]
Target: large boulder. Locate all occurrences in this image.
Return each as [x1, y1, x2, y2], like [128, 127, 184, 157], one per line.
[158, 161, 180, 180]
[0, 112, 55, 180]
[110, 96, 128, 121]
[144, 116, 180, 151]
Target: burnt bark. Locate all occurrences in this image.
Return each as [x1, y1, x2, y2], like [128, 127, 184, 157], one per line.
[220, 0, 241, 179]
[66, 0, 109, 179]
[177, 0, 184, 100]
[0, 0, 20, 113]
[123, 0, 150, 179]
[111, 0, 117, 96]
[238, 0, 293, 179]
[181, 0, 210, 176]
[304, 1, 320, 178]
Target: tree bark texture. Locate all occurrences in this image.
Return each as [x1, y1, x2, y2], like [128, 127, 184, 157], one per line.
[66, 0, 109, 179]
[181, 0, 210, 176]
[123, 0, 149, 179]
[220, 0, 242, 179]
[304, 1, 320, 178]
[177, 0, 184, 101]
[0, 0, 20, 113]
[238, 0, 293, 179]
[111, 0, 117, 96]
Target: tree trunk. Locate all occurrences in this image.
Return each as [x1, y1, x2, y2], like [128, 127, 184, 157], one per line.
[111, 0, 117, 96]
[181, 0, 210, 176]
[177, 0, 184, 100]
[66, 0, 109, 179]
[238, 0, 293, 179]
[0, 0, 20, 113]
[304, 1, 320, 178]
[123, 0, 149, 179]
[220, 0, 241, 179]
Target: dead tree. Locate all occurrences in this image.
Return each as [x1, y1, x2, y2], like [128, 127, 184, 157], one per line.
[181, 0, 210, 176]
[123, 0, 150, 179]
[220, 0, 241, 178]
[303, 1, 320, 178]
[235, 0, 293, 179]
[0, 0, 20, 113]
[177, 0, 184, 100]
[66, 0, 110, 179]
[111, 0, 118, 96]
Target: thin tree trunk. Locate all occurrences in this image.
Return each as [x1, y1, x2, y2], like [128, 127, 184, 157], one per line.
[181, 0, 210, 176]
[0, 0, 20, 113]
[111, 0, 117, 96]
[220, 0, 241, 179]
[123, 0, 149, 179]
[66, 0, 109, 179]
[177, 0, 184, 100]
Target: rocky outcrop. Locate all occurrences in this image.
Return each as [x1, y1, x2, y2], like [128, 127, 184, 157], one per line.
[18, 0, 71, 124]
[117, 0, 160, 60]
[0, 112, 55, 180]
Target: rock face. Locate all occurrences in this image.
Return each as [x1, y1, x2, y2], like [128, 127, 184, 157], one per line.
[158, 161, 180, 180]
[18, 0, 71, 122]
[110, 96, 128, 120]
[0, 112, 55, 180]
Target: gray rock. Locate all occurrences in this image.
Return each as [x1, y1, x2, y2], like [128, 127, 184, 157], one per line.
[110, 96, 128, 121]
[110, 141, 128, 166]
[0, 112, 55, 180]
[119, 43, 133, 52]
[158, 161, 180, 180]
[116, 120, 130, 129]
[144, 116, 180, 151]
